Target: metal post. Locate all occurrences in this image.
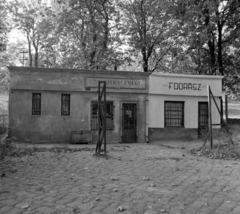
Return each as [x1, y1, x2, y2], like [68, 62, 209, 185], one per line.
[207, 86, 213, 150]
[225, 94, 228, 123]
[96, 81, 107, 156]
[220, 97, 223, 126]
[19, 50, 28, 66]
[97, 81, 101, 155]
[103, 83, 106, 155]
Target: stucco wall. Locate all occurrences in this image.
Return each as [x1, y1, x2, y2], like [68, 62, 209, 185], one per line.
[149, 72, 222, 97]
[9, 67, 149, 94]
[8, 67, 149, 143]
[148, 72, 223, 129]
[149, 95, 221, 129]
[148, 72, 223, 141]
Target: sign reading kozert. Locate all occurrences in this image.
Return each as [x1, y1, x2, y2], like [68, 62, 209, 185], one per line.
[85, 78, 146, 89]
[169, 82, 202, 91]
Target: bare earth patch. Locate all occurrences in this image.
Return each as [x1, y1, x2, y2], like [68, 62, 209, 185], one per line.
[191, 144, 240, 161]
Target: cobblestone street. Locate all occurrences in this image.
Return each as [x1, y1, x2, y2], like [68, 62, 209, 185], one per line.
[1, 142, 240, 214]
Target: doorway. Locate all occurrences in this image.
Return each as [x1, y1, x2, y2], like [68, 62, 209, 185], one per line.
[198, 102, 208, 136]
[122, 103, 137, 143]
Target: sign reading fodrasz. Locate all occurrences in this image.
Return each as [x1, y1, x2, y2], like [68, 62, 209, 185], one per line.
[85, 78, 146, 89]
[169, 82, 202, 91]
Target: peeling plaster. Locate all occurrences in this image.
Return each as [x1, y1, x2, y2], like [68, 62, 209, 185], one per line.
[47, 79, 68, 85]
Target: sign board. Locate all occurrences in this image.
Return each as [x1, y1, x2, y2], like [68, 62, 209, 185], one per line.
[85, 78, 146, 89]
[160, 80, 207, 96]
[149, 73, 223, 96]
[164, 82, 206, 91]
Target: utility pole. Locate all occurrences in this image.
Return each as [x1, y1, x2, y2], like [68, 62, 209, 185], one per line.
[19, 50, 28, 66]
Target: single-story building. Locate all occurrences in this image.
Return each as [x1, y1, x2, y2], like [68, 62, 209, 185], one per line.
[8, 67, 150, 143]
[8, 66, 223, 143]
[148, 72, 223, 141]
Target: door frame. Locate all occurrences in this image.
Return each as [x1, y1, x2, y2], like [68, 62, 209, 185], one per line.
[121, 101, 138, 143]
[198, 102, 208, 136]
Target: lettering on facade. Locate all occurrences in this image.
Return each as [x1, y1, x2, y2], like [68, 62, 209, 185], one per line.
[169, 82, 201, 91]
[85, 78, 146, 89]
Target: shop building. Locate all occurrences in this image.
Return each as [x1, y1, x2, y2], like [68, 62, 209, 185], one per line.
[8, 67, 223, 143]
[8, 67, 150, 143]
[148, 72, 223, 141]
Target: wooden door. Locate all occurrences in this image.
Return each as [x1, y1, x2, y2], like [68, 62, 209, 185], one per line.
[198, 102, 208, 136]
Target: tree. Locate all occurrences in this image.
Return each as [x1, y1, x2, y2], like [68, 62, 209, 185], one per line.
[10, 0, 55, 67]
[0, 41, 25, 91]
[118, 0, 178, 72]
[55, 0, 123, 69]
[0, 0, 10, 52]
[171, 0, 240, 76]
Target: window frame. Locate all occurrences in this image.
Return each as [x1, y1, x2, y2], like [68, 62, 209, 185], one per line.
[32, 93, 41, 115]
[164, 101, 184, 127]
[61, 94, 71, 116]
[91, 101, 114, 130]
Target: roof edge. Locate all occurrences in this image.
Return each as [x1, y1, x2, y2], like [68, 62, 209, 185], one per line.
[151, 72, 223, 79]
[7, 66, 151, 76]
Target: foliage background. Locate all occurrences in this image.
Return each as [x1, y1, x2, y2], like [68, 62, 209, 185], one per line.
[0, 0, 239, 98]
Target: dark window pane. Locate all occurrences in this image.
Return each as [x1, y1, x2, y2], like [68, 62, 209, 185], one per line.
[165, 102, 184, 127]
[32, 93, 41, 115]
[91, 101, 114, 130]
[61, 94, 70, 115]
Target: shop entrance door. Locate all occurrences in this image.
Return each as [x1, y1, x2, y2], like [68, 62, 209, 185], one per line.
[198, 102, 208, 136]
[122, 103, 137, 143]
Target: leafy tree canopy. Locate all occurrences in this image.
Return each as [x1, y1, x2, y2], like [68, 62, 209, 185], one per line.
[2, 0, 240, 97]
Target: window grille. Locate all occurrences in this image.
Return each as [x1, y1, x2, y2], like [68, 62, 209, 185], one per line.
[61, 94, 70, 115]
[165, 102, 184, 127]
[32, 93, 41, 115]
[91, 101, 114, 130]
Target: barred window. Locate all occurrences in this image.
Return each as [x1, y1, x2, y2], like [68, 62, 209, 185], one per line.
[32, 93, 41, 115]
[61, 94, 70, 115]
[165, 102, 184, 127]
[91, 101, 114, 130]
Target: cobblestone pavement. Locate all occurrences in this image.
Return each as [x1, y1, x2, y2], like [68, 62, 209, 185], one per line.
[1, 142, 240, 214]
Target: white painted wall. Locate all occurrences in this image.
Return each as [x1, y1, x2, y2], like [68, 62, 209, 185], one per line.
[149, 73, 223, 129]
[149, 95, 221, 128]
[149, 73, 222, 97]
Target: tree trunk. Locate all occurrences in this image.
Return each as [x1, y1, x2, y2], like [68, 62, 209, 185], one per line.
[34, 48, 38, 67]
[208, 39, 216, 75]
[142, 47, 148, 72]
[217, 21, 224, 76]
[27, 34, 32, 67]
[140, 0, 148, 72]
[88, 6, 97, 69]
[33, 40, 38, 67]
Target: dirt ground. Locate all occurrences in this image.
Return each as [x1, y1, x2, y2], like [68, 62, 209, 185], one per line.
[1, 140, 240, 214]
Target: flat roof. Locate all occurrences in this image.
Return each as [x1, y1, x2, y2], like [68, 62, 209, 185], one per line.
[151, 72, 223, 79]
[8, 66, 151, 77]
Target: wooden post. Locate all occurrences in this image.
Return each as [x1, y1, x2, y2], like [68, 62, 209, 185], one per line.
[225, 94, 228, 123]
[207, 86, 213, 150]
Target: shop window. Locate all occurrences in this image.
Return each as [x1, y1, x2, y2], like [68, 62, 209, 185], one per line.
[61, 94, 70, 115]
[32, 93, 41, 115]
[165, 101, 184, 127]
[91, 101, 114, 130]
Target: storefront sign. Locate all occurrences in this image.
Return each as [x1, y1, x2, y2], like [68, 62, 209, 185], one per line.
[169, 82, 202, 91]
[85, 78, 146, 89]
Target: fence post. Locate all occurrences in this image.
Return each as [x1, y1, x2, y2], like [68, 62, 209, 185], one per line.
[207, 86, 213, 150]
[225, 94, 228, 123]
